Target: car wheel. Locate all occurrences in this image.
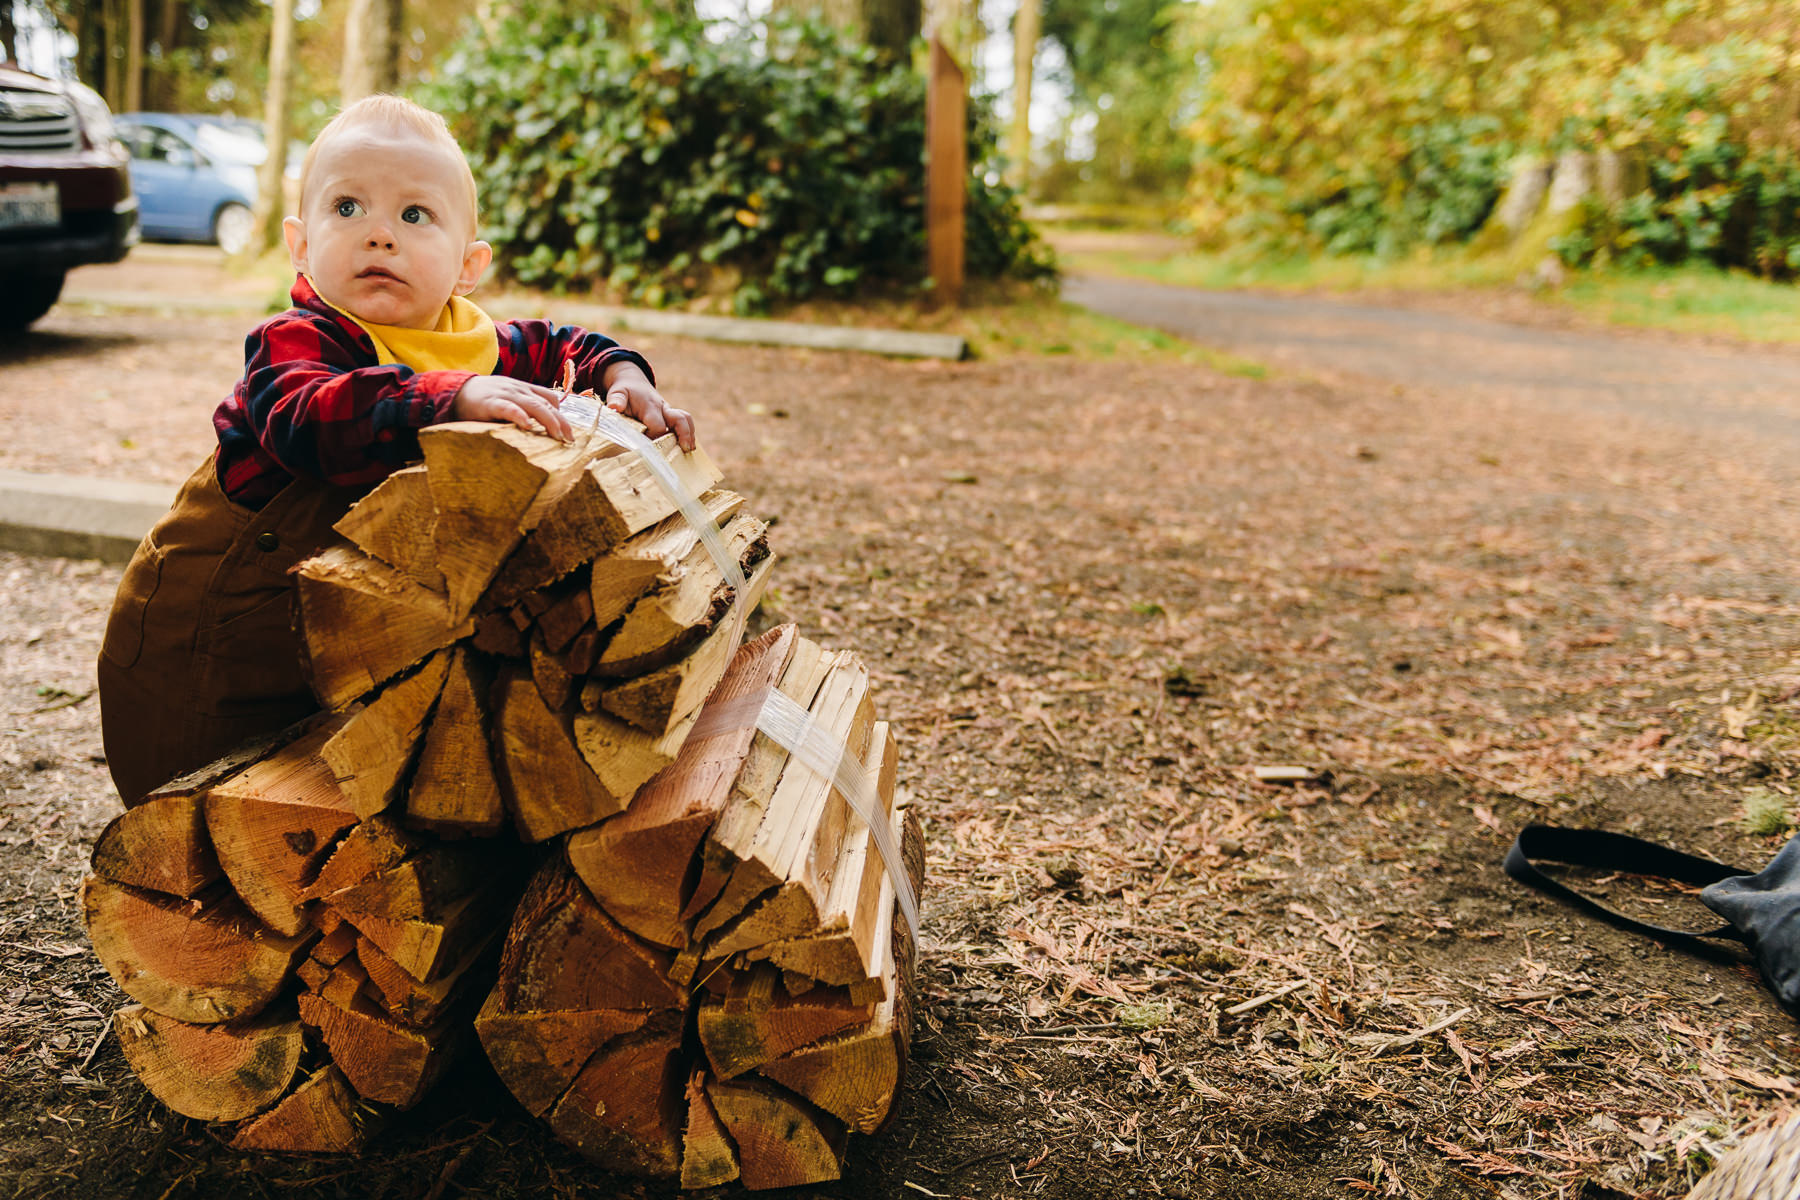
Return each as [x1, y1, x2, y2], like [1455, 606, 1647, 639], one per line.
[213, 203, 255, 255]
[0, 272, 66, 331]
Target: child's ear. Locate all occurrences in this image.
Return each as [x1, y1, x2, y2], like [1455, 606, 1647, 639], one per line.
[455, 240, 493, 296]
[282, 217, 308, 272]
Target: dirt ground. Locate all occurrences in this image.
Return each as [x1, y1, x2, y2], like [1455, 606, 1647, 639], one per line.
[6, 257, 1800, 1200]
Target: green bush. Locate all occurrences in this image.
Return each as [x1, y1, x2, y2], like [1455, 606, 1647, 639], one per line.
[1552, 41, 1800, 278]
[425, 10, 1053, 313]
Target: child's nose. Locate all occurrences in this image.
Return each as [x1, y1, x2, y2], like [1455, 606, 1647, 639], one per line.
[366, 226, 397, 251]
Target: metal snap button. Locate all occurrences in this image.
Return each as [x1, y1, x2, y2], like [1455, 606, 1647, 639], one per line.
[255, 531, 280, 552]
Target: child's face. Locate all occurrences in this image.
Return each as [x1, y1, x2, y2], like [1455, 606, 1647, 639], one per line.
[284, 124, 491, 330]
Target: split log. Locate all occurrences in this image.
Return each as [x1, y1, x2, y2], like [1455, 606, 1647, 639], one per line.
[319, 651, 450, 819]
[301, 813, 423, 902]
[489, 434, 724, 605]
[335, 883, 507, 984]
[333, 464, 444, 593]
[497, 856, 686, 1013]
[297, 961, 459, 1109]
[569, 705, 701, 812]
[495, 669, 624, 842]
[296, 544, 468, 709]
[697, 964, 875, 1080]
[205, 721, 361, 937]
[91, 723, 300, 894]
[357, 930, 493, 1028]
[418, 421, 592, 621]
[705, 1075, 847, 1189]
[592, 511, 769, 678]
[680, 1066, 740, 1187]
[529, 626, 578, 711]
[317, 839, 491, 925]
[474, 996, 651, 1117]
[757, 806, 924, 1134]
[746, 724, 902, 986]
[112, 1002, 304, 1121]
[693, 646, 874, 951]
[230, 1064, 377, 1153]
[566, 625, 800, 947]
[597, 553, 776, 735]
[405, 648, 506, 834]
[548, 1014, 687, 1178]
[83, 877, 314, 1024]
[589, 490, 745, 631]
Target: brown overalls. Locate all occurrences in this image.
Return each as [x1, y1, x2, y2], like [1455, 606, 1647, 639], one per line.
[98, 454, 365, 805]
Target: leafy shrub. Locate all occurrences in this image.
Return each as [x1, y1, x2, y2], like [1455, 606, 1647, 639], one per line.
[426, 9, 1053, 312]
[1552, 40, 1800, 278]
[1180, 0, 1800, 274]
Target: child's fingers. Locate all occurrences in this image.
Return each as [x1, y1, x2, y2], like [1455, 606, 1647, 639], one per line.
[665, 406, 696, 452]
[503, 395, 572, 442]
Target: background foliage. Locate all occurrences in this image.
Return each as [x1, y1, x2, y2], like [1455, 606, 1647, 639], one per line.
[427, 7, 1053, 313]
[1181, 0, 1800, 274]
[1034, 0, 1195, 206]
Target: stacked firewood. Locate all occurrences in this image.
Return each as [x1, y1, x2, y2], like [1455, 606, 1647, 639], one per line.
[80, 419, 923, 1186]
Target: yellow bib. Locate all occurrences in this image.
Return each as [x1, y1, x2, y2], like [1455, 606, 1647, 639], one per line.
[311, 279, 500, 376]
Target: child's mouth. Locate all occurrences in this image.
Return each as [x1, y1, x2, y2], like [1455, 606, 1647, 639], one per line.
[359, 268, 401, 283]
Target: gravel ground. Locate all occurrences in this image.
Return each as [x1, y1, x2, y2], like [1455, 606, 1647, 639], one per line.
[5, 255, 1800, 1198]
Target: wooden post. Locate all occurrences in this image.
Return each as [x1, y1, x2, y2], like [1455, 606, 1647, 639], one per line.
[925, 36, 966, 307]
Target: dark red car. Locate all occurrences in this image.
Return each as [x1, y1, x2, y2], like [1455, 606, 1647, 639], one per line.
[0, 63, 139, 330]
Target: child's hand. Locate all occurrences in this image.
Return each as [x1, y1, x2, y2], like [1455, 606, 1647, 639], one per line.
[452, 376, 576, 442]
[603, 361, 696, 452]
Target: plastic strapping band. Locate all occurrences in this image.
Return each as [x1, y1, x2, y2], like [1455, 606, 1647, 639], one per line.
[689, 688, 921, 942]
[558, 393, 919, 941]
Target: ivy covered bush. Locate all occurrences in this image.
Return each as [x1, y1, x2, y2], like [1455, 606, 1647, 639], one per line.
[426, 9, 1053, 312]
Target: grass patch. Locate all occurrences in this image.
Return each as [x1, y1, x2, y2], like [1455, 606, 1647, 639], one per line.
[1738, 787, 1794, 837]
[1053, 233, 1800, 345]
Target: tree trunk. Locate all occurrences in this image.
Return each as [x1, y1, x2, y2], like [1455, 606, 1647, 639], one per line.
[123, 0, 144, 113]
[341, 0, 403, 103]
[250, 0, 295, 255]
[1007, 0, 1038, 189]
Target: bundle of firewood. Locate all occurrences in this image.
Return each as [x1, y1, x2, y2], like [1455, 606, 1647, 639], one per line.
[80, 419, 923, 1186]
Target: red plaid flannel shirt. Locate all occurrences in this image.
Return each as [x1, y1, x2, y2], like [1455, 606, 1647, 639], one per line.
[214, 275, 654, 509]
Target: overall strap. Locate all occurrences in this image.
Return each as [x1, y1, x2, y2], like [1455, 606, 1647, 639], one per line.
[1504, 824, 1747, 954]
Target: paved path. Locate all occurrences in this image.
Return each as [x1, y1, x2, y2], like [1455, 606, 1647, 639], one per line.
[1065, 274, 1800, 447]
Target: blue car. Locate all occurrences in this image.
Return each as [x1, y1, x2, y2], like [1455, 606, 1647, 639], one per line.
[115, 113, 268, 254]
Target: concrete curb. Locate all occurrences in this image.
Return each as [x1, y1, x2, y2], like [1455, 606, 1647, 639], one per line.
[554, 302, 968, 361]
[56, 291, 969, 361]
[0, 469, 173, 564]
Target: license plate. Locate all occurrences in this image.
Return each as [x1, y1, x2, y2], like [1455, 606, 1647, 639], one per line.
[0, 182, 60, 231]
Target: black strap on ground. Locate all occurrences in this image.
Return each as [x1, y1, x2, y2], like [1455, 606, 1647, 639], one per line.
[1504, 824, 1748, 957]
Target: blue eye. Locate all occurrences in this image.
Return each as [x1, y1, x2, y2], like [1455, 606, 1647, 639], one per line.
[334, 198, 363, 218]
[403, 206, 434, 226]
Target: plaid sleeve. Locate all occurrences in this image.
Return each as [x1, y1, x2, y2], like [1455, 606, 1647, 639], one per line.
[493, 319, 655, 392]
[215, 309, 473, 507]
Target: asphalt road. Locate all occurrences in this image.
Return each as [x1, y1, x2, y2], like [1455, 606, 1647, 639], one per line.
[1064, 273, 1800, 448]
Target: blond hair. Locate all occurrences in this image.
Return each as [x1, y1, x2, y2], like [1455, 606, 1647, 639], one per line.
[298, 95, 480, 234]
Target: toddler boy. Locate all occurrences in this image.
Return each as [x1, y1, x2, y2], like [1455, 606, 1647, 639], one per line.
[98, 95, 692, 804]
